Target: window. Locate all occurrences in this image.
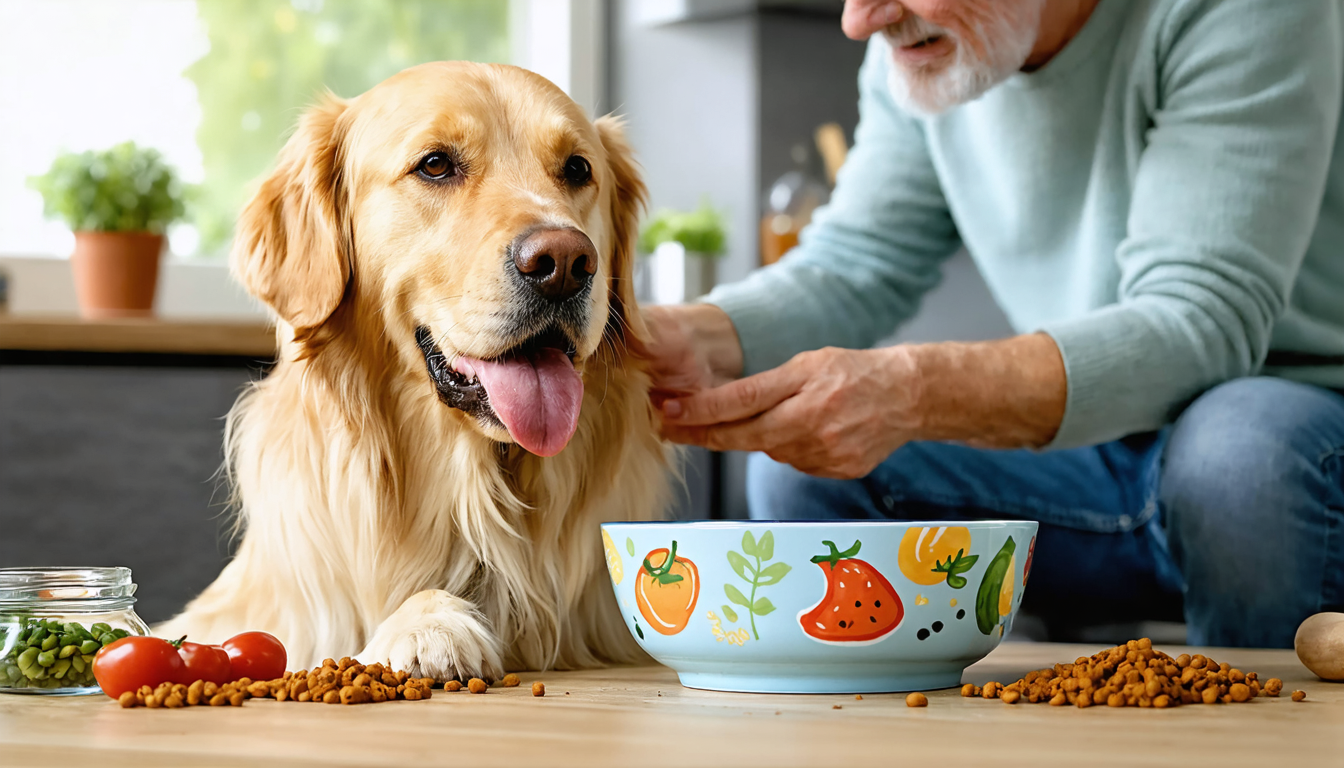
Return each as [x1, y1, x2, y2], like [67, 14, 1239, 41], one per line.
[0, 0, 600, 264]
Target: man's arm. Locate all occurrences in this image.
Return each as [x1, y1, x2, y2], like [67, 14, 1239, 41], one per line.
[1039, 0, 1344, 449]
[701, 36, 962, 377]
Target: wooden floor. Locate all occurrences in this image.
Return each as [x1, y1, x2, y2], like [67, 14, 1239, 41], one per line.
[0, 643, 1338, 767]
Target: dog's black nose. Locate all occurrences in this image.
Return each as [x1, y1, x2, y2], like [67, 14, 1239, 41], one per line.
[512, 228, 596, 302]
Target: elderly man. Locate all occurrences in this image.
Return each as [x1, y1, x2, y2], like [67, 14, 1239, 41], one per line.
[643, 0, 1344, 648]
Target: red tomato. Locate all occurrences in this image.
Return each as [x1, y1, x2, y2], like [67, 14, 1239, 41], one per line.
[176, 641, 232, 685]
[222, 631, 286, 681]
[92, 636, 187, 699]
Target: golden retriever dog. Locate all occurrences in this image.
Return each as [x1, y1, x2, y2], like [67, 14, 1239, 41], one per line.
[158, 62, 669, 681]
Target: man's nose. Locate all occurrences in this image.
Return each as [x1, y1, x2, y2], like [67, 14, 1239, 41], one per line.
[841, 0, 905, 41]
[511, 227, 597, 302]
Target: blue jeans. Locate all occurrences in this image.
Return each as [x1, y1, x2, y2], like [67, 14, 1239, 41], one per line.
[746, 377, 1344, 648]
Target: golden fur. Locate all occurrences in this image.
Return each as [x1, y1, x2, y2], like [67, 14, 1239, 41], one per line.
[160, 63, 669, 679]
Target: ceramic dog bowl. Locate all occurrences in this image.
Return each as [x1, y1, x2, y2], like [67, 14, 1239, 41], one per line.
[600, 520, 1038, 694]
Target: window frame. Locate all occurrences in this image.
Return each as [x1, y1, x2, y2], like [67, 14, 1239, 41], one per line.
[1, 0, 607, 318]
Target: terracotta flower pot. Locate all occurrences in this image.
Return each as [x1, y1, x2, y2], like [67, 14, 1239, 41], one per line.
[70, 231, 164, 319]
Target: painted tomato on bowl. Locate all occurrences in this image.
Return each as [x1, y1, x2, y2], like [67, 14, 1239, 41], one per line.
[798, 540, 904, 645]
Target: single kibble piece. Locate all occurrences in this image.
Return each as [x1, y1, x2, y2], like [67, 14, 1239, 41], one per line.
[1201, 687, 1220, 705]
[1292, 690, 1307, 702]
[531, 681, 545, 697]
[960, 684, 976, 697]
[1000, 689, 1021, 704]
[854, 694, 863, 700]
[501, 673, 521, 688]
[1048, 692, 1067, 706]
[905, 692, 928, 707]
[468, 678, 488, 694]
[1265, 678, 1284, 697]
[118, 691, 137, 709]
[1229, 683, 1250, 703]
[444, 680, 463, 692]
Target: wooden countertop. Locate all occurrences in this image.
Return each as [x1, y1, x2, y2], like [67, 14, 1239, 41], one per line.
[0, 315, 275, 357]
[0, 643, 1337, 767]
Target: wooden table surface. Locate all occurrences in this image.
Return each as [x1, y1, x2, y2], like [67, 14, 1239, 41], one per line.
[0, 315, 274, 357]
[0, 643, 1337, 767]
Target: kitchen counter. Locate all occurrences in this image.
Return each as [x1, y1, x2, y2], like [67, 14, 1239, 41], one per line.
[0, 643, 1337, 767]
[0, 315, 274, 358]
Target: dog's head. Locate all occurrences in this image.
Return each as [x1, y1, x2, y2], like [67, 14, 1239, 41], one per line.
[233, 62, 647, 457]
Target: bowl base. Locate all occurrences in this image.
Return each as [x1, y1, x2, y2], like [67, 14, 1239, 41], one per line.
[675, 660, 967, 694]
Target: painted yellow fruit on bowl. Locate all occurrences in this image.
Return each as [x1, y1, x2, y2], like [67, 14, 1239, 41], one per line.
[898, 526, 976, 588]
[998, 555, 1015, 616]
[602, 528, 623, 585]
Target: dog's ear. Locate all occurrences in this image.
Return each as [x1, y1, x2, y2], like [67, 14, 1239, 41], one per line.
[594, 115, 649, 352]
[232, 95, 350, 334]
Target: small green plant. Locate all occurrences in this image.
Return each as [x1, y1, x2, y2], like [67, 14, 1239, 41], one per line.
[638, 201, 727, 257]
[28, 142, 186, 234]
[724, 530, 791, 640]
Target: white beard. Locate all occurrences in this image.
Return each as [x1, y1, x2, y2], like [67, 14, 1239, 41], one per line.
[883, 1, 1045, 116]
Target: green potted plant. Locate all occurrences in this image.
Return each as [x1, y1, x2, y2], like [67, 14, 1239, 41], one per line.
[28, 141, 186, 318]
[638, 202, 727, 304]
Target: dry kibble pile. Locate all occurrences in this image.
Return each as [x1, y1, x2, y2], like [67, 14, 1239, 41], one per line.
[959, 639, 1305, 709]
[115, 656, 549, 709]
[118, 679, 251, 709]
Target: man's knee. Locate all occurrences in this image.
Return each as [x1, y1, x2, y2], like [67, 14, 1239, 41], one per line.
[745, 453, 878, 520]
[1161, 377, 1343, 644]
[1163, 377, 1330, 519]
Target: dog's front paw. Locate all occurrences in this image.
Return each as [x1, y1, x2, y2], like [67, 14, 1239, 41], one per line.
[357, 590, 505, 681]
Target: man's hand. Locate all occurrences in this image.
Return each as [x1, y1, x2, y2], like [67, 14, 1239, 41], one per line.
[660, 346, 923, 480]
[656, 334, 1068, 479]
[641, 304, 744, 406]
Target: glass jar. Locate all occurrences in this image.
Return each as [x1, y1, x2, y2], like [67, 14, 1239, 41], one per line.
[0, 567, 150, 695]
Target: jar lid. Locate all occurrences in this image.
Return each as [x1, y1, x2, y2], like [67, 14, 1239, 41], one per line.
[0, 567, 137, 605]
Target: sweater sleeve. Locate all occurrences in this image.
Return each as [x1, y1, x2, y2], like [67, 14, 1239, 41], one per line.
[703, 38, 962, 376]
[1040, 0, 1344, 449]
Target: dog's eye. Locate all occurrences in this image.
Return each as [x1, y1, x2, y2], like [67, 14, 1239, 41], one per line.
[416, 152, 457, 181]
[563, 155, 591, 187]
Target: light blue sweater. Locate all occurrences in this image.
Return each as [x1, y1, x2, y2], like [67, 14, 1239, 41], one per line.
[706, 0, 1344, 449]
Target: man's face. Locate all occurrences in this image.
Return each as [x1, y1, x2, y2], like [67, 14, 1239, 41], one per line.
[842, 0, 1046, 116]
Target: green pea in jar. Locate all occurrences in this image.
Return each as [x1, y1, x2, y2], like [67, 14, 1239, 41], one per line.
[0, 567, 151, 695]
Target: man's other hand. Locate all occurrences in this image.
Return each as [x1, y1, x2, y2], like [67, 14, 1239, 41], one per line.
[659, 346, 922, 480]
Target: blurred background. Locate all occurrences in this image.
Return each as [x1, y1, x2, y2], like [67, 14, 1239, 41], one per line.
[0, 0, 1013, 624]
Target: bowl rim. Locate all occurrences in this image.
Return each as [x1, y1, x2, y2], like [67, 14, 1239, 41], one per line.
[601, 519, 1038, 529]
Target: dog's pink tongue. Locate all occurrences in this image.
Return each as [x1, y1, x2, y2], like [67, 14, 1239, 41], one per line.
[470, 348, 583, 457]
